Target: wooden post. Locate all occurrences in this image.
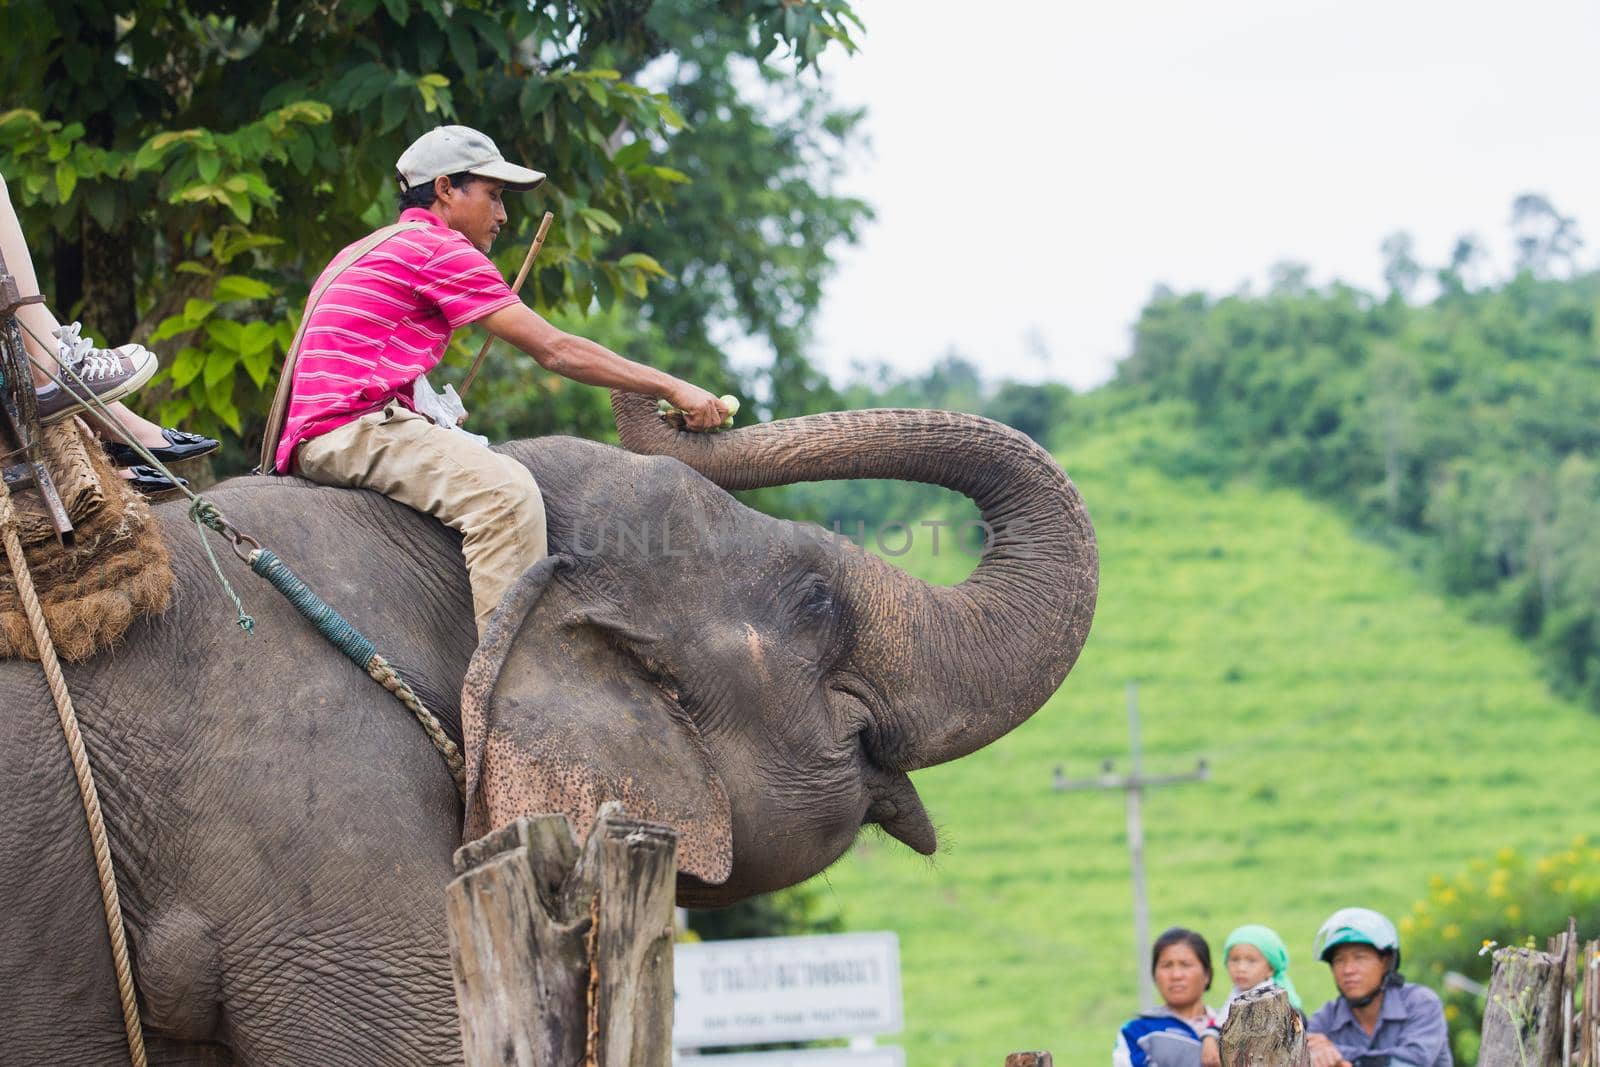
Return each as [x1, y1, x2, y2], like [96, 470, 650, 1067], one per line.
[1554, 919, 1579, 1067]
[1219, 985, 1308, 1067]
[1004, 1054, 1053, 1066]
[1480, 942, 1568, 1067]
[446, 803, 678, 1067]
[1580, 938, 1599, 1067]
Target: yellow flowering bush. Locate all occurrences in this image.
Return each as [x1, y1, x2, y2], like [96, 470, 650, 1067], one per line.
[1404, 838, 1600, 1064]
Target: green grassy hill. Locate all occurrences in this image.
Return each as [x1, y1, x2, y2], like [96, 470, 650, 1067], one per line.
[814, 403, 1600, 1065]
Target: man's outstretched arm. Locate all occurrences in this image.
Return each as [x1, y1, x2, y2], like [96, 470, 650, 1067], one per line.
[481, 303, 726, 430]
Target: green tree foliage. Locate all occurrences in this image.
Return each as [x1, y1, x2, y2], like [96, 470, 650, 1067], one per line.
[455, 0, 874, 445]
[1403, 838, 1600, 1064]
[1115, 200, 1600, 709]
[0, 0, 865, 458]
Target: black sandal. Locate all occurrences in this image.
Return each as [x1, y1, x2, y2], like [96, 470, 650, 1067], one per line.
[107, 427, 220, 467]
[123, 464, 190, 496]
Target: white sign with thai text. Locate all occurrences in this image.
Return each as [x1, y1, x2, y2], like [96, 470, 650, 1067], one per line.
[676, 1048, 905, 1067]
[674, 931, 902, 1048]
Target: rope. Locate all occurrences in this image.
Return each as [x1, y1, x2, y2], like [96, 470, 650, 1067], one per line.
[189, 501, 254, 634]
[250, 548, 466, 794]
[368, 655, 466, 795]
[0, 480, 148, 1067]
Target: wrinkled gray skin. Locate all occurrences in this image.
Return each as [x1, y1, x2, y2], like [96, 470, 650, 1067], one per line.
[0, 395, 1096, 1064]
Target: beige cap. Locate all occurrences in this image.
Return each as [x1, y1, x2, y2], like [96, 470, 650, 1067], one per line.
[395, 125, 545, 192]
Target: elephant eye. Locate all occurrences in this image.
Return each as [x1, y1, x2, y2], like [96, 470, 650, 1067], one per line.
[799, 578, 834, 619]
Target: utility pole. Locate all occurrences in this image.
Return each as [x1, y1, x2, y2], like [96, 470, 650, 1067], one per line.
[1053, 682, 1210, 1012]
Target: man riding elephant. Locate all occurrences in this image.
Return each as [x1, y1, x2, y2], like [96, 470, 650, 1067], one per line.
[1, 126, 1099, 1065]
[268, 124, 729, 637]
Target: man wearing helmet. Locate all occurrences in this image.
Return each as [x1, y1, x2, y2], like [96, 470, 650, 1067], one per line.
[1305, 907, 1452, 1067]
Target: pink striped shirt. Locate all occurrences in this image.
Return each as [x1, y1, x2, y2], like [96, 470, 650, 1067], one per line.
[274, 208, 519, 472]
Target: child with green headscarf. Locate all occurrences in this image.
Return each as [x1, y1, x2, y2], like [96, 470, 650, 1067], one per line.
[1218, 924, 1303, 1023]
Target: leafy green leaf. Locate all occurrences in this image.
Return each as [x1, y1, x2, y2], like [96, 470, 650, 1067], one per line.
[149, 315, 194, 345]
[520, 79, 555, 115]
[239, 320, 277, 358]
[204, 350, 238, 388]
[612, 139, 649, 169]
[197, 151, 221, 183]
[168, 346, 206, 388]
[577, 206, 621, 234]
[380, 82, 409, 132]
[205, 319, 245, 352]
[241, 341, 275, 388]
[381, 0, 408, 25]
[286, 130, 314, 174]
[213, 274, 274, 301]
[223, 189, 253, 224]
[348, 65, 392, 111]
[617, 252, 669, 277]
[182, 299, 217, 323]
[208, 380, 242, 434]
[54, 161, 76, 203]
[447, 21, 477, 76]
[657, 102, 687, 130]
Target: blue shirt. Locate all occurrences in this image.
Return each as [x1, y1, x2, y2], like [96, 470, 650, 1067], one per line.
[1307, 984, 1453, 1067]
[1114, 1006, 1219, 1067]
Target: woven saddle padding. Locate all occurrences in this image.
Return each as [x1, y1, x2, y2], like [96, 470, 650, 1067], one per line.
[1, 419, 173, 661]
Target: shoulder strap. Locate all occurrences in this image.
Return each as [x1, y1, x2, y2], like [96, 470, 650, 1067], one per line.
[256, 221, 429, 474]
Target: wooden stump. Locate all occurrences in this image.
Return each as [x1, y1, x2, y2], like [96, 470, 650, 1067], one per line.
[446, 803, 678, 1067]
[1004, 1054, 1053, 1066]
[1219, 985, 1308, 1067]
[1480, 945, 1567, 1067]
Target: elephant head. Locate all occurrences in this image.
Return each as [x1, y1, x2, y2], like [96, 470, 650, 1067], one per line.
[461, 394, 1098, 905]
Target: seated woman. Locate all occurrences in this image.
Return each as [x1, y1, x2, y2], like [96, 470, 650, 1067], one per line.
[1114, 927, 1222, 1067]
[1306, 908, 1452, 1067]
[1216, 924, 1303, 1023]
[1, 171, 215, 492]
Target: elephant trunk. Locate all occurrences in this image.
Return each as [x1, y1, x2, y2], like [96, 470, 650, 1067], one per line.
[612, 391, 1098, 771]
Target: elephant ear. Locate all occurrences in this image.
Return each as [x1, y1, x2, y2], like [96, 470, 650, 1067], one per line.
[460, 556, 733, 884]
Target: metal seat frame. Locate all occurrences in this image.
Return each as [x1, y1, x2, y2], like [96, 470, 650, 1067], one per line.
[0, 249, 73, 546]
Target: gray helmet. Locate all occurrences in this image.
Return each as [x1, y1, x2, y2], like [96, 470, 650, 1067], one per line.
[1314, 907, 1400, 969]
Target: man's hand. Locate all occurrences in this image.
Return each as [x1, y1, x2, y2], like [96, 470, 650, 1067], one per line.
[1306, 1032, 1349, 1067]
[667, 383, 727, 432]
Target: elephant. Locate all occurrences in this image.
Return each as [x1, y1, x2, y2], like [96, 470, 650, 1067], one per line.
[0, 392, 1097, 1065]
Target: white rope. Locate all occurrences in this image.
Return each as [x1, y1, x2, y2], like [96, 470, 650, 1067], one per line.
[0, 480, 147, 1066]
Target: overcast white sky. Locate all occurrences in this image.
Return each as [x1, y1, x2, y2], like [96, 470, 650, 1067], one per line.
[805, 0, 1600, 390]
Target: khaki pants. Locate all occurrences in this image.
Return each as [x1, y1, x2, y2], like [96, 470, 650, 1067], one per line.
[296, 403, 547, 637]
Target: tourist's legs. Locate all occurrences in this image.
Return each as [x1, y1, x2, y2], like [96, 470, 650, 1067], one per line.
[0, 170, 66, 383]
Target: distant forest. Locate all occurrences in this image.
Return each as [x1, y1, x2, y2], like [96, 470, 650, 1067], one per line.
[830, 194, 1600, 713]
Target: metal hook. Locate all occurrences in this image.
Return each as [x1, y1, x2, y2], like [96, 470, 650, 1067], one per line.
[228, 529, 261, 564]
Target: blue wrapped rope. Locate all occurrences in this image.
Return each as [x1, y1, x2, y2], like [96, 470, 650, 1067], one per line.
[249, 548, 377, 667]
